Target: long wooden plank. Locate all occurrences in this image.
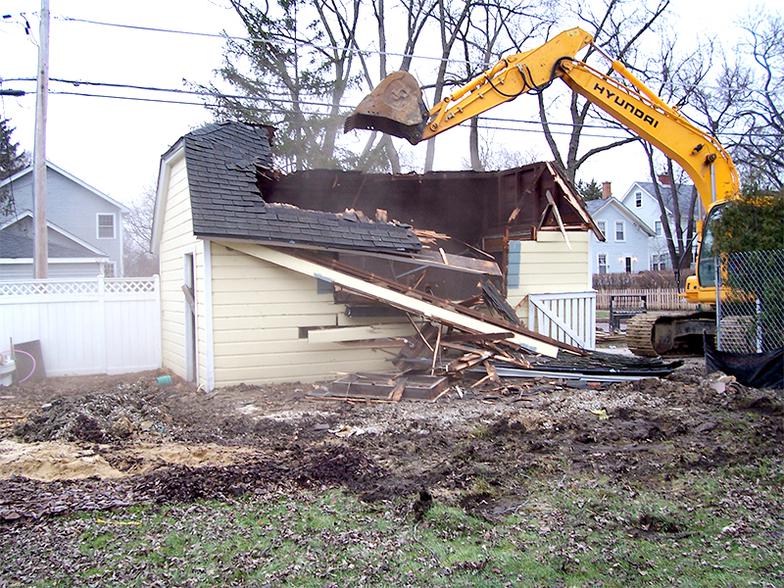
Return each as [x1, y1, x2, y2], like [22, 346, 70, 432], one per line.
[222, 243, 560, 358]
[307, 323, 412, 343]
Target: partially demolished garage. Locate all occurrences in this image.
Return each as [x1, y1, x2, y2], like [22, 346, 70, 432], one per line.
[152, 121, 669, 394]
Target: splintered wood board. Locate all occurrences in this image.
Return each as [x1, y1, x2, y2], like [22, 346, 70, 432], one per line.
[328, 372, 448, 400]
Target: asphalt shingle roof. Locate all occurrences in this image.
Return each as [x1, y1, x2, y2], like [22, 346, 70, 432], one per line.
[584, 199, 605, 214]
[637, 181, 696, 215]
[179, 122, 421, 253]
[0, 230, 102, 259]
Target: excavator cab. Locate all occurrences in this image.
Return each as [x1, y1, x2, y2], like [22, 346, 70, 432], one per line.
[344, 71, 429, 145]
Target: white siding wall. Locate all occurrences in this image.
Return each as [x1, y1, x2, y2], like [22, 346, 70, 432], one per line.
[588, 203, 651, 274]
[158, 154, 207, 386]
[0, 262, 103, 280]
[506, 231, 592, 323]
[210, 242, 402, 386]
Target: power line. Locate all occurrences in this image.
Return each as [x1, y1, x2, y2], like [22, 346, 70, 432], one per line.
[14, 76, 777, 138]
[44, 14, 769, 96]
[36, 88, 637, 139]
[55, 15, 475, 66]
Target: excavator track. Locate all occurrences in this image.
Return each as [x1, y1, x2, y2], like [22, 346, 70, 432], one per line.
[626, 311, 716, 357]
[626, 313, 663, 357]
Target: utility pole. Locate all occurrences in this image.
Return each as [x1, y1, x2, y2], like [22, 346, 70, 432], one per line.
[33, 0, 50, 279]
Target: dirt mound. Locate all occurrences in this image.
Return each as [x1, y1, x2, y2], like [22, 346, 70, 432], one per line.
[294, 445, 385, 492]
[14, 379, 177, 444]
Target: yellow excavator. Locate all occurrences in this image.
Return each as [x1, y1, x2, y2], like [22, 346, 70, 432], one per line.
[344, 27, 740, 357]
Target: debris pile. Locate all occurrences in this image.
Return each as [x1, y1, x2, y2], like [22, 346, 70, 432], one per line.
[14, 379, 176, 444]
[314, 290, 682, 403]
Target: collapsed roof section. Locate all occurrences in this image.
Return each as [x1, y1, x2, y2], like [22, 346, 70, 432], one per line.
[160, 121, 600, 261]
[261, 163, 603, 248]
[172, 122, 422, 254]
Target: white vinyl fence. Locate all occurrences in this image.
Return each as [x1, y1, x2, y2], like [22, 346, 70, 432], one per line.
[0, 276, 161, 377]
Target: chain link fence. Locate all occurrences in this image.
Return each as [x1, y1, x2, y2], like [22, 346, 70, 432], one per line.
[716, 249, 784, 353]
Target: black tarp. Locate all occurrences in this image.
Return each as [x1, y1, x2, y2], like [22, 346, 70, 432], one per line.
[705, 340, 784, 389]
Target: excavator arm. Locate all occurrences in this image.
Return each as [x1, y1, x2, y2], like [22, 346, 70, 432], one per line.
[345, 26, 739, 210]
[345, 26, 742, 315]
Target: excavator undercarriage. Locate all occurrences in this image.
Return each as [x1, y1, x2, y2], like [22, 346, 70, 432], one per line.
[626, 312, 715, 357]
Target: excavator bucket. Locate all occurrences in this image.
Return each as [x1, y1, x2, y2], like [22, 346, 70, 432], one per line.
[344, 71, 429, 145]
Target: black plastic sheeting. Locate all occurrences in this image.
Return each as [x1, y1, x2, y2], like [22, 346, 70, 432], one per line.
[705, 341, 784, 389]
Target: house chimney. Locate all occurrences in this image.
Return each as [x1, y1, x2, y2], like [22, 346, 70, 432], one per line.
[658, 173, 671, 186]
[601, 181, 612, 199]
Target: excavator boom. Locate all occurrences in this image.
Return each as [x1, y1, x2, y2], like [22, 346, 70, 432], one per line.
[345, 26, 738, 209]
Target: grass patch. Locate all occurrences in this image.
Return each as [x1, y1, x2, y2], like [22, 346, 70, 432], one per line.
[5, 460, 783, 587]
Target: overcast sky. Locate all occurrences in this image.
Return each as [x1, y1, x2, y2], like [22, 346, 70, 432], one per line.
[1, 0, 779, 208]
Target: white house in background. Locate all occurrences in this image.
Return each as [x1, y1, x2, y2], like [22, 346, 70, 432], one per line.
[585, 182, 656, 274]
[619, 176, 699, 270]
[0, 161, 128, 279]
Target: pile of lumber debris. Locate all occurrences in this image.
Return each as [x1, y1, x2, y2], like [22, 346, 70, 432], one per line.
[308, 278, 680, 403]
[223, 243, 679, 404]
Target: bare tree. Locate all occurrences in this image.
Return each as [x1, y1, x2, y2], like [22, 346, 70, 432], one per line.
[356, 0, 439, 172]
[422, 0, 472, 172]
[636, 35, 713, 272]
[536, 0, 670, 183]
[735, 14, 784, 190]
[456, 0, 555, 170]
[123, 188, 158, 277]
[464, 137, 538, 171]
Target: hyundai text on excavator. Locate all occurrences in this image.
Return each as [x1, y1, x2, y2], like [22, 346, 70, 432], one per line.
[344, 27, 739, 357]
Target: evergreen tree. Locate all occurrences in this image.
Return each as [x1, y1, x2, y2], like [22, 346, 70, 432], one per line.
[0, 118, 30, 214]
[577, 179, 603, 201]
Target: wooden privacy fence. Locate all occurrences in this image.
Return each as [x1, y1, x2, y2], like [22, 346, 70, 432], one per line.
[596, 288, 697, 310]
[0, 276, 161, 377]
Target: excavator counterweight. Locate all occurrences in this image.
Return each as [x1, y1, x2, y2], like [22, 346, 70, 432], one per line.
[343, 71, 429, 145]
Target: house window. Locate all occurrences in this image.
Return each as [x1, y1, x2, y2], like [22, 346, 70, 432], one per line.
[97, 213, 116, 239]
[655, 220, 662, 236]
[625, 256, 633, 273]
[103, 262, 116, 277]
[635, 192, 642, 207]
[598, 254, 607, 274]
[597, 220, 606, 237]
[615, 221, 625, 242]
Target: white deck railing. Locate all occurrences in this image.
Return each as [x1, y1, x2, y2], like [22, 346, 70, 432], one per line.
[527, 290, 596, 350]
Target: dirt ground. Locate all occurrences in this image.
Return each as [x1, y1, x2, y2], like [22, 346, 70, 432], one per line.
[0, 363, 781, 523]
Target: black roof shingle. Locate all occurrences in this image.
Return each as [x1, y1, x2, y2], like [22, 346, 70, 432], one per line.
[176, 122, 421, 253]
[0, 230, 103, 259]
